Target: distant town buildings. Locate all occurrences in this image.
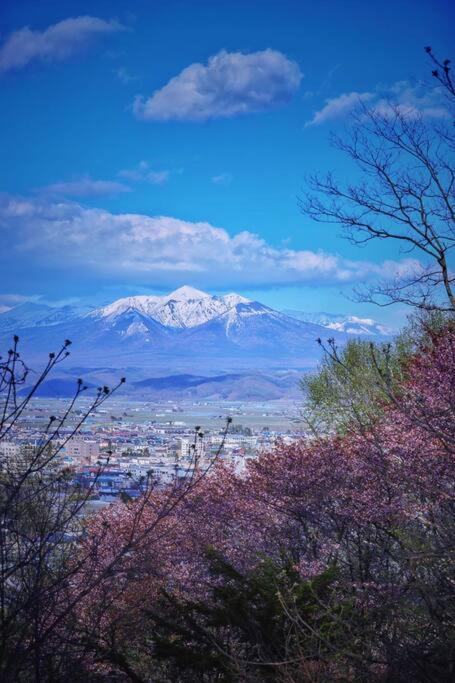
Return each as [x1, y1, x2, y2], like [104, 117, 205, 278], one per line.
[0, 441, 20, 461]
[1, 398, 304, 503]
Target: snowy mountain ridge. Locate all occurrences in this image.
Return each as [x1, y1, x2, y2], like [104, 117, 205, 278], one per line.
[89, 286, 252, 329]
[0, 289, 391, 341]
[282, 309, 392, 337]
[323, 316, 391, 336]
[0, 288, 394, 398]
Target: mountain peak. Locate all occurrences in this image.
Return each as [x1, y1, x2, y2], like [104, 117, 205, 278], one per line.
[223, 292, 251, 305]
[167, 286, 210, 301]
[90, 286, 250, 329]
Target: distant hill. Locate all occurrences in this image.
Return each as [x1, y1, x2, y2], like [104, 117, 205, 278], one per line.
[132, 372, 302, 400]
[18, 378, 95, 398]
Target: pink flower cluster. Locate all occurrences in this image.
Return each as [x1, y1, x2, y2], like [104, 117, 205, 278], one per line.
[73, 327, 455, 652]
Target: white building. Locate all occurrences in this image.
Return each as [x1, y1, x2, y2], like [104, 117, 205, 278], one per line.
[179, 437, 206, 460]
[210, 434, 258, 449]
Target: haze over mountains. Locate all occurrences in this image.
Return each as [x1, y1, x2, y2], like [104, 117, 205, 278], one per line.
[0, 286, 391, 400]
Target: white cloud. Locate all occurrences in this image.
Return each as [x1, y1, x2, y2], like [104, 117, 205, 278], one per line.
[306, 81, 449, 126]
[119, 161, 170, 185]
[40, 177, 131, 197]
[212, 173, 233, 186]
[118, 161, 149, 181]
[0, 194, 421, 290]
[134, 49, 302, 121]
[305, 91, 374, 126]
[147, 171, 170, 185]
[0, 16, 123, 73]
[372, 81, 449, 120]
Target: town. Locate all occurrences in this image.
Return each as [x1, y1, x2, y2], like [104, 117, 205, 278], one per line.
[0, 396, 304, 504]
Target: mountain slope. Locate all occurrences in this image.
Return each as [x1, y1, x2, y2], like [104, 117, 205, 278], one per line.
[0, 287, 350, 375]
[0, 302, 81, 333]
[178, 301, 339, 355]
[91, 286, 250, 329]
[0, 302, 54, 332]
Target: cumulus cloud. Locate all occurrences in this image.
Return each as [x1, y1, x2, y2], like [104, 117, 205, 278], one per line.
[0, 194, 421, 290]
[40, 177, 131, 198]
[134, 49, 302, 121]
[0, 16, 123, 73]
[306, 81, 449, 126]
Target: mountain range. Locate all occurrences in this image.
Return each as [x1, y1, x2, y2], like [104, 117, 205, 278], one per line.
[0, 286, 391, 400]
[282, 310, 392, 337]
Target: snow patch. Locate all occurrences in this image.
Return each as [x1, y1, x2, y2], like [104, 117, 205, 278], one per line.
[123, 321, 150, 337]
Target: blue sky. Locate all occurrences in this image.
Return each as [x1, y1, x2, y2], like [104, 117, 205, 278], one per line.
[0, 0, 453, 326]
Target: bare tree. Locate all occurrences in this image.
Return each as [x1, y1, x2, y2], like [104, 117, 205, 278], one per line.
[425, 46, 455, 101]
[0, 337, 230, 681]
[300, 50, 454, 313]
[0, 337, 127, 680]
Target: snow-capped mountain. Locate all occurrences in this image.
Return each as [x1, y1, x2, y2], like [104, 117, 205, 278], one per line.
[0, 288, 396, 398]
[84, 288, 337, 356]
[181, 300, 331, 351]
[0, 302, 80, 332]
[322, 316, 391, 336]
[0, 287, 363, 378]
[0, 302, 52, 332]
[91, 286, 250, 329]
[282, 310, 392, 337]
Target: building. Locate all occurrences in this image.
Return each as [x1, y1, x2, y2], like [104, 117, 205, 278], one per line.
[65, 437, 100, 464]
[179, 437, 206, 460]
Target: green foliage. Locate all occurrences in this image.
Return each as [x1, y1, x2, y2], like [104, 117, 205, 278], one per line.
[301, 337, 406, 435]
[145, 550, 353, 681]
[300, 310, 453, 435]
